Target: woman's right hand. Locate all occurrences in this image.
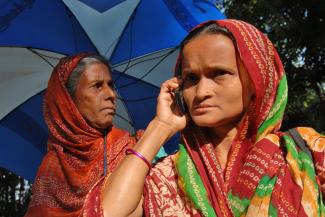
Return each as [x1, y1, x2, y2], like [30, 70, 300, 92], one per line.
[154, 77, 188, 136]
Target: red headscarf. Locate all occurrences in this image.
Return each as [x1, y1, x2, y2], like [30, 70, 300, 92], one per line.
[25, 53, 135, 216]
[143, 19, 299, 217]
[179, 19, 285, 216]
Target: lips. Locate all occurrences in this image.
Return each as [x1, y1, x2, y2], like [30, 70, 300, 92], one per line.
[194, 103, 214, 109]
[101, 107, 116, 114]
[193, 103, 215, 114]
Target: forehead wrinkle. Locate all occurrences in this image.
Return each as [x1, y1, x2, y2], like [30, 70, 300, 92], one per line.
[182, 34, 237, 74]
[182, 52, 238, 75]
[85, 65, 112, 82]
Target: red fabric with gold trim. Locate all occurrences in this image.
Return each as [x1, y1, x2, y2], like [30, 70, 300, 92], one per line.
[143, 19, 290, 217]
[179, 19, 285, 216]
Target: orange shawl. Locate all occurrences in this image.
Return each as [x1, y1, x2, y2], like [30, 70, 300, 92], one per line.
[25, 53, 135, 216]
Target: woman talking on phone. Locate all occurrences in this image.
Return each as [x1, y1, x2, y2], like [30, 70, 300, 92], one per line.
[100, 19, 325, 217]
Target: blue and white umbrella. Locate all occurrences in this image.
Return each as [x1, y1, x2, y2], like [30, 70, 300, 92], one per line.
[0, 0, 225, 181]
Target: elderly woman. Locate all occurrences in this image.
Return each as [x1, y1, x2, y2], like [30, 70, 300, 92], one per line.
[25, 54, 138, 216]
[102, 19, 325, 217]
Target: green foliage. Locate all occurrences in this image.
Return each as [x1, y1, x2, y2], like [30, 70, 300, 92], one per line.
[0, 167, 31, 217]
[223, 0, 325, 133]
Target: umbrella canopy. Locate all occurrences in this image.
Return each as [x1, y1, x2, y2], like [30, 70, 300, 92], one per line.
[64, 0, 225, 132]
[0, 0, 225, 181]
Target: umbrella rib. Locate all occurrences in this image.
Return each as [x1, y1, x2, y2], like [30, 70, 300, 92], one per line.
[28, 49, 61, 60]
[113, 17, 135, 83]
[118, 47, 178, 72]
[104, 3, 140, 60]
[116, 96, 158, 102]
[27, 48, 55, 68]
[114, 48, 177, 90]
[113, 51, 172, 85]
[113, 50, 174, 85]
[112, 47, 176, 68]
[64, 5, 79, 53]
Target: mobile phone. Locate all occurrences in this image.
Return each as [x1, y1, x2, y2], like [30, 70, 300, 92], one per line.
[173, 63, 187, 113]
[173, 88, 187, 114]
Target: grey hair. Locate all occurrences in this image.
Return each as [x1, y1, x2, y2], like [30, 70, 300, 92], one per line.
[66, 55, 112, 98]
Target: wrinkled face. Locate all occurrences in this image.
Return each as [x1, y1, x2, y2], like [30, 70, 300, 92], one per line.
[181, 33, 253, 131]
[74, 63, 116, 131]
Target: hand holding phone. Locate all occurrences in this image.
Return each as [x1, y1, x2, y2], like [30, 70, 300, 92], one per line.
[155, 77, 188, 133]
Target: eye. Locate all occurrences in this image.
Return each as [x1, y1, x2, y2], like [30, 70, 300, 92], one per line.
[108, 81, 114, 88]
[93, 82, 103, 89]
[183, 73, 198, 83]
[213, 70, 228, 77]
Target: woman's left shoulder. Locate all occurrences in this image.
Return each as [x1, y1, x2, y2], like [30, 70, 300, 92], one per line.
[296, 127, 325, 152]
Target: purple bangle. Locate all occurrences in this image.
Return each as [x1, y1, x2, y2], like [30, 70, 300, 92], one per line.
[125, 148, 151, 169]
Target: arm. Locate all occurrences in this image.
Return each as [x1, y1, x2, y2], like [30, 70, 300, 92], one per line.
[102, 77, 187, 217]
